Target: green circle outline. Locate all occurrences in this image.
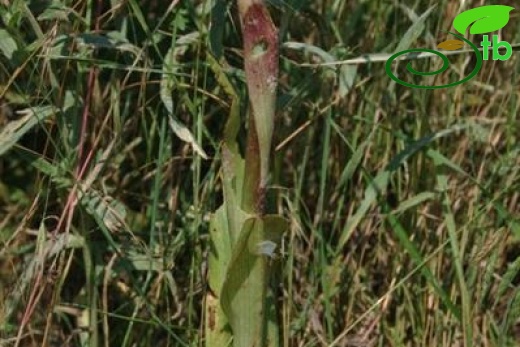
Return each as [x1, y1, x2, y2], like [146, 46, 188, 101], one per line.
[385, 32, 483, 89]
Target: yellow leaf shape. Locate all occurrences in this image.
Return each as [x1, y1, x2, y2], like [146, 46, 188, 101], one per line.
[437, 39, 464, 51]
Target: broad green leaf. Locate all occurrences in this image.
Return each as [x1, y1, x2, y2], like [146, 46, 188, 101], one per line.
[206, 111, 247, 347]
[453, 5, 514, 35]
[206, 36, 253, 347]
[205, 292, 233, 347]
[206, 205, 235, 346]
[207, 53, 247, 243]
[221, 144, 248, 244]
[221, 217, 263, 347]
[208, 205, 234, 294]
[221, 215, 287, 347]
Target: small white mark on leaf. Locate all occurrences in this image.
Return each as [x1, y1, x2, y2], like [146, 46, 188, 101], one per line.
[255, 241, 277, 258]
[267, 75, 277, 93]
[251, 40, 267, 58]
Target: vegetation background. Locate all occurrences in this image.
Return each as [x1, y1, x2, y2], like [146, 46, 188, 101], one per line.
[0, 0, 519, 346]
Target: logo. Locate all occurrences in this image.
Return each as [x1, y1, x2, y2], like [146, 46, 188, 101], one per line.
[385, 5, 515, 89]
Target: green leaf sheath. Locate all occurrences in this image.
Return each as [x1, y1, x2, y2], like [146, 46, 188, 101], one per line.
[221, 216, 287, 347]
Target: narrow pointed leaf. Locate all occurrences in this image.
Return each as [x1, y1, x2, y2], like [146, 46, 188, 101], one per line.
[241, 3, 279, 184]
[394, 6, 435, 53]
[161, 33, 208, 159]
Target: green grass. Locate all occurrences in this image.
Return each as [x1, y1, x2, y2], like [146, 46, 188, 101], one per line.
[0, 0, 519, 346]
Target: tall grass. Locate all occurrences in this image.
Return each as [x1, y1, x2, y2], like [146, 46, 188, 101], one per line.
[0, 0, 519, 346]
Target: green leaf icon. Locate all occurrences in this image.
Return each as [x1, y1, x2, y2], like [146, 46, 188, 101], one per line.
[453, 5, 514, 35]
